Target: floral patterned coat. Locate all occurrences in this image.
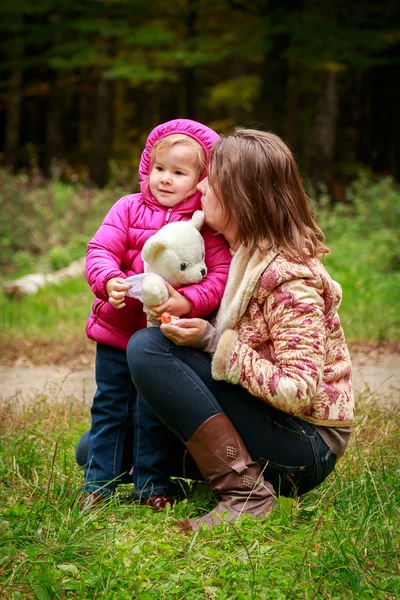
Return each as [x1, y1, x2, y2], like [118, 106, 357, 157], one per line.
[212, 246, 354, 426]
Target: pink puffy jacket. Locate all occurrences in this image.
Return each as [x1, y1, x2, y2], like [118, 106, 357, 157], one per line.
[86, 119, 232, 350]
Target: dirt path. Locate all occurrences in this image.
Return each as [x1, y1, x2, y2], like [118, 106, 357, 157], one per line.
[1, 343, 399, 408]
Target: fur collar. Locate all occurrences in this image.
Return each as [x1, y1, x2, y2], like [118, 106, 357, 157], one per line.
[215, 245, 278, 333]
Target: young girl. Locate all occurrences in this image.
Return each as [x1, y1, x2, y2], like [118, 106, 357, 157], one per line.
[80, 119, 231, 509]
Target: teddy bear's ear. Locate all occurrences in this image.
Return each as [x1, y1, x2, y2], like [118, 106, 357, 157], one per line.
[142, 237, 166, 264]
[191, 210, 205, 231]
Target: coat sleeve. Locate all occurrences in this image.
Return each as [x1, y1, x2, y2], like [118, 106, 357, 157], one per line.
[86, 197, 131, 301]
[178, 227, 232, 318]
[211, 276, 326, 416]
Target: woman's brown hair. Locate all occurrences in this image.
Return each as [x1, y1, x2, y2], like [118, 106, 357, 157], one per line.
[208, 128, 329, 262]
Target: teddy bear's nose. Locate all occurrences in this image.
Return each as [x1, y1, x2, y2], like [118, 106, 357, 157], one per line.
[200, 268, 206, 277]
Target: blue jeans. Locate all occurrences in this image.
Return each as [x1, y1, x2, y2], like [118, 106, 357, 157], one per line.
[132, 394, 198, 497]
[127, 328, 337, 498]
[83, 343, 178, 497]
[78, 412, 201, 495]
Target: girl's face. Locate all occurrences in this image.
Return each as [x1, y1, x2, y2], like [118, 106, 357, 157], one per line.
[149, 144, 199, 208]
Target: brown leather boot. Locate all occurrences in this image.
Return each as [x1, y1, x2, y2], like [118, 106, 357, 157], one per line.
[176, 413, 276, 531]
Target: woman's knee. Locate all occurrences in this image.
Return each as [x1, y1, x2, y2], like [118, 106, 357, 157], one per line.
[127, 327, 166, 376]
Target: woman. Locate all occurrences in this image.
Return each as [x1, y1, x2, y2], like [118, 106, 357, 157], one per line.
[127, 128, 354, 530]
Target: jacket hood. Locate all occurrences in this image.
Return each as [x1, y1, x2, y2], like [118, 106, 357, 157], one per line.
[138, 119, 220, 208]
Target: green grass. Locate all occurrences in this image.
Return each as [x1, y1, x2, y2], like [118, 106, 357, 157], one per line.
[0, 392, 399, 599]
[322, 230, 400, 341]
[0, 278, 92, 343]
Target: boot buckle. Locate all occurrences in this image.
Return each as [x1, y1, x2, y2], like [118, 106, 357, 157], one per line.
[242, 474, 253, 489]
[226, 445, 237, 459]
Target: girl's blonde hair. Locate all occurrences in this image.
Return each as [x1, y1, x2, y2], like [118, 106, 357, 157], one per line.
[151, 134, 206, 176]
[208, 128, 329, 262]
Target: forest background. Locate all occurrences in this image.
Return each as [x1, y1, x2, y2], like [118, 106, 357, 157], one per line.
[1, 0, 400, 190]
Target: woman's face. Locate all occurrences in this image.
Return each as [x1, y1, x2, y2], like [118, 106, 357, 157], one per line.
[196, 177, 227, 233]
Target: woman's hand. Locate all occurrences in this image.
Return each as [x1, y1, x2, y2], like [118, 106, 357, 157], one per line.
[146, 282, 193, 320]
[161, 318, 208, 346]
[106, 277, 132, 309]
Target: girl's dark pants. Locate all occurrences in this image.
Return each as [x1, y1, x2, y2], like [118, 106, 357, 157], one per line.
[83, 342, 181, 497]
[127, 328, 336, 497]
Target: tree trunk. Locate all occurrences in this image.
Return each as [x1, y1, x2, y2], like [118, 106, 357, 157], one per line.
[78, 74, 91, 149]
[307, 69, 339, 188]
[284, 69, 300, 149]
[148, 87, 161, 128]
[183, 68, 196, 119]
[255, 48, 288, 134]
[45, 73, 66, 178]
[340, 73, 361, 167]
[5, 62, 23, 171]
[89, 77, 114, 187]
[180, 0, 197, 118]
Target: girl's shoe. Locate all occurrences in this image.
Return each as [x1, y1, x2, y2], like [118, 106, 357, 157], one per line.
[79, 492, 108, 511]
[139, 494, 175, 512]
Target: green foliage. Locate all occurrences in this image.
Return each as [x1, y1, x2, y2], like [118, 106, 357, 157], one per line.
[206, 76, 261, 113]
[308, 173, 400, 341]
[13, 250, 35, 273]
[316, 172, 400, 235]
[0, 393, 398, 598]
[0, 169, 121, 275]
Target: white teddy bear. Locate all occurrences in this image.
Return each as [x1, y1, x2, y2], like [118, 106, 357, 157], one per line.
[126, 210, 207, 325]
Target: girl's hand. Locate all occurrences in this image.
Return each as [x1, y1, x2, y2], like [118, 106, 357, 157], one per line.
[106, 277, 132, 309]
[146, 282, 193, 320]
[161, 318, 208, 346]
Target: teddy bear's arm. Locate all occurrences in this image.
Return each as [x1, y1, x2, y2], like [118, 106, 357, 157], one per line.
[142, 274, 169, 307]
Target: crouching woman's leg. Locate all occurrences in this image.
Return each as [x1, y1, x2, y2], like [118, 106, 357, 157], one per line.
[127, 328, 276, 530]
